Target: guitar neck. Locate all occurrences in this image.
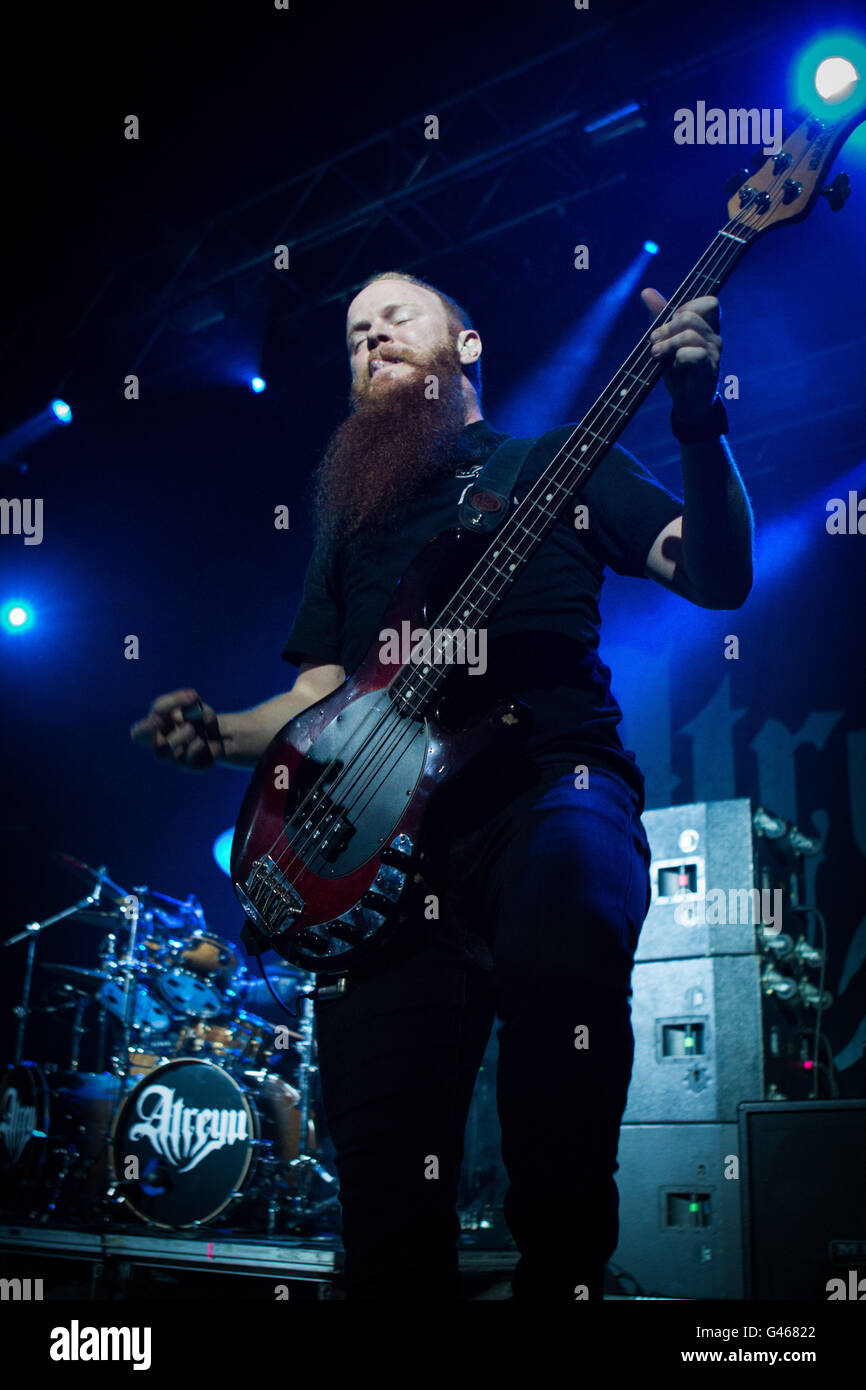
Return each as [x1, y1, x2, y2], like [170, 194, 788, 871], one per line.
[390, 220, 755, 710]
[459, 225, 754, 615]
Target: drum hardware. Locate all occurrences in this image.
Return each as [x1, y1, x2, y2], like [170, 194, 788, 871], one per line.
[42, 963, 111, 985]
[4, 868, 119, 1065]
[134, 886, 206, 924]
[49, 1071, 127, 1220]
[4, 853, 341, 1230]
[68, 908, 132, 930]
[123, 1048, 172, 1079]
[172, 1010, 282, 1068]
[270, 987, 340, 1221]
[0, 1060, 68, 1221]
[112, 893, 147, 1094]
[40, 983, 93, 1072]
[237, 961, 307, 1013]
[153, 929, 241, 1019]
[97, 965, 173, 1035]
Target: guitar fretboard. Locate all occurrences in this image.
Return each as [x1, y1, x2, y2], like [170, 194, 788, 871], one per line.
[389, 222, 755, 716]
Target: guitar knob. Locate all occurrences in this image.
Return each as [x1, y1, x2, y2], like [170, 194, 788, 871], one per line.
[819, 173, 851, 211]
[724, 167, 750, 197]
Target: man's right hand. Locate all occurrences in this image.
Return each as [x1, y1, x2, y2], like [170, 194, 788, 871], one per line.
[130, 689, 224, 771]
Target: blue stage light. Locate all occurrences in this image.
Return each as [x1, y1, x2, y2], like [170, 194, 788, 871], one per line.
[50, 399, 72, 424]
[250, 376, 266, 394]
[583, 102, 641, 134]
[643, 240, 660, 256]
[499, 246, 658, 437]
[793, 33, 866, 117]
[2, 600, 33, 632]
[816, 56, 860, 101]
[212, 827, 233, 876]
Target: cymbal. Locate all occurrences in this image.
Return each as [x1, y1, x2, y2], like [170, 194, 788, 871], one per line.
[50, 852, 129, 902]
[138, 888, 203, 913]
[70, 908, 131, 930]
[150, 906, 190, 931]
[131, 887, 206, 925]
[42, 962, 110, 985]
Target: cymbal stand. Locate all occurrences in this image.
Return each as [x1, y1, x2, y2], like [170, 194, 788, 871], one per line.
[95, 931, 117, 1075]
[116, 894, 142, 1089]
[68, 992, 88, 1072]
[284, 986, 339, 1216]
[4, 883, 103, 1063]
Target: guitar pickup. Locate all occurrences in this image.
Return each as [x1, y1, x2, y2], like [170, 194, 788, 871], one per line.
[299, 795, 354, 862]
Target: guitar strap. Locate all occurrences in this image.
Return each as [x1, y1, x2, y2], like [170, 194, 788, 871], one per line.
[456, 434, 536, 533]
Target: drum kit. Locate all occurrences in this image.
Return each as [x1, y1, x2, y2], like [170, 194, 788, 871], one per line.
[0, 853, 338, 1233]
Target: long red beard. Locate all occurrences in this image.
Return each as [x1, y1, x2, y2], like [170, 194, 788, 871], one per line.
[311, 342, 474, 554]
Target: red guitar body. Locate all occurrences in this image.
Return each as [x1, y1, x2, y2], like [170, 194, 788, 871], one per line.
[231, 526, 529, 972]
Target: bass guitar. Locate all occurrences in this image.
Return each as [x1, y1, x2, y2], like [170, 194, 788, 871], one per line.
[232, 96, 864, 972]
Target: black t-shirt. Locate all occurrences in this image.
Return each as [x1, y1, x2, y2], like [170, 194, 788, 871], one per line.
[281, 418, 683, 812]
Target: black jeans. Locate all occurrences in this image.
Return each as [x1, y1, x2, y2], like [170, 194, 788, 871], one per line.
[312, 759, 652, 1300]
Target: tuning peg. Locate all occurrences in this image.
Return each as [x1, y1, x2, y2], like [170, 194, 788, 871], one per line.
[724, 167, 750, 197]
[820, 173, 851, 211]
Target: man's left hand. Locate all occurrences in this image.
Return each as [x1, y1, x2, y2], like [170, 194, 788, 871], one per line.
[640, 288, 721, 425]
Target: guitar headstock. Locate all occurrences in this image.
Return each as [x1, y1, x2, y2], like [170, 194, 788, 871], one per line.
[725, 98, 866, 239]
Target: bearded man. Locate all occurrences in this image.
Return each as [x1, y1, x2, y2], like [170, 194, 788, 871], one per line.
[132, 270, 753, 1300]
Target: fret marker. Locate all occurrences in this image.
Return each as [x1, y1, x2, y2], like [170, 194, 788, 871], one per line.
[581, 444, 588, 452]
[546, 493, 553, 502]
[509, 563, 516, 571]
[462, 609, 470, 618]
[619, 388, 627, 397]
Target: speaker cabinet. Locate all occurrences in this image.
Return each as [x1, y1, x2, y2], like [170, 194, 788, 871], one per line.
[612, 1123, 743, 1299]
[739, 1100, 866, 1300]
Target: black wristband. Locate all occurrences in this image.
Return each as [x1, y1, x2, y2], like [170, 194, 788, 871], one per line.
[670, 395, 729, 443]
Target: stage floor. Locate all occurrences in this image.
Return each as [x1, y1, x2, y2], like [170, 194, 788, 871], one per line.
[0, 1219, 520, 1300]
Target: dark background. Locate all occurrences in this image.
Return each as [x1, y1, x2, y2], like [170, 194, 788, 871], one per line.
[1, 0, 864, 1093]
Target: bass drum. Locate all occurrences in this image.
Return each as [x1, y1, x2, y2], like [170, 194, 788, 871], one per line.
[109, 1058, 259, 1228]
[0, 1061, 50, 1214]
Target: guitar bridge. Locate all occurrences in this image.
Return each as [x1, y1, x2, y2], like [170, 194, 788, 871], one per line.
[236, 855, 305, 939]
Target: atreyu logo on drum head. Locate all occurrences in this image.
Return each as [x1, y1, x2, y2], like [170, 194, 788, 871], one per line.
[129, 1082, 249, 1173]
